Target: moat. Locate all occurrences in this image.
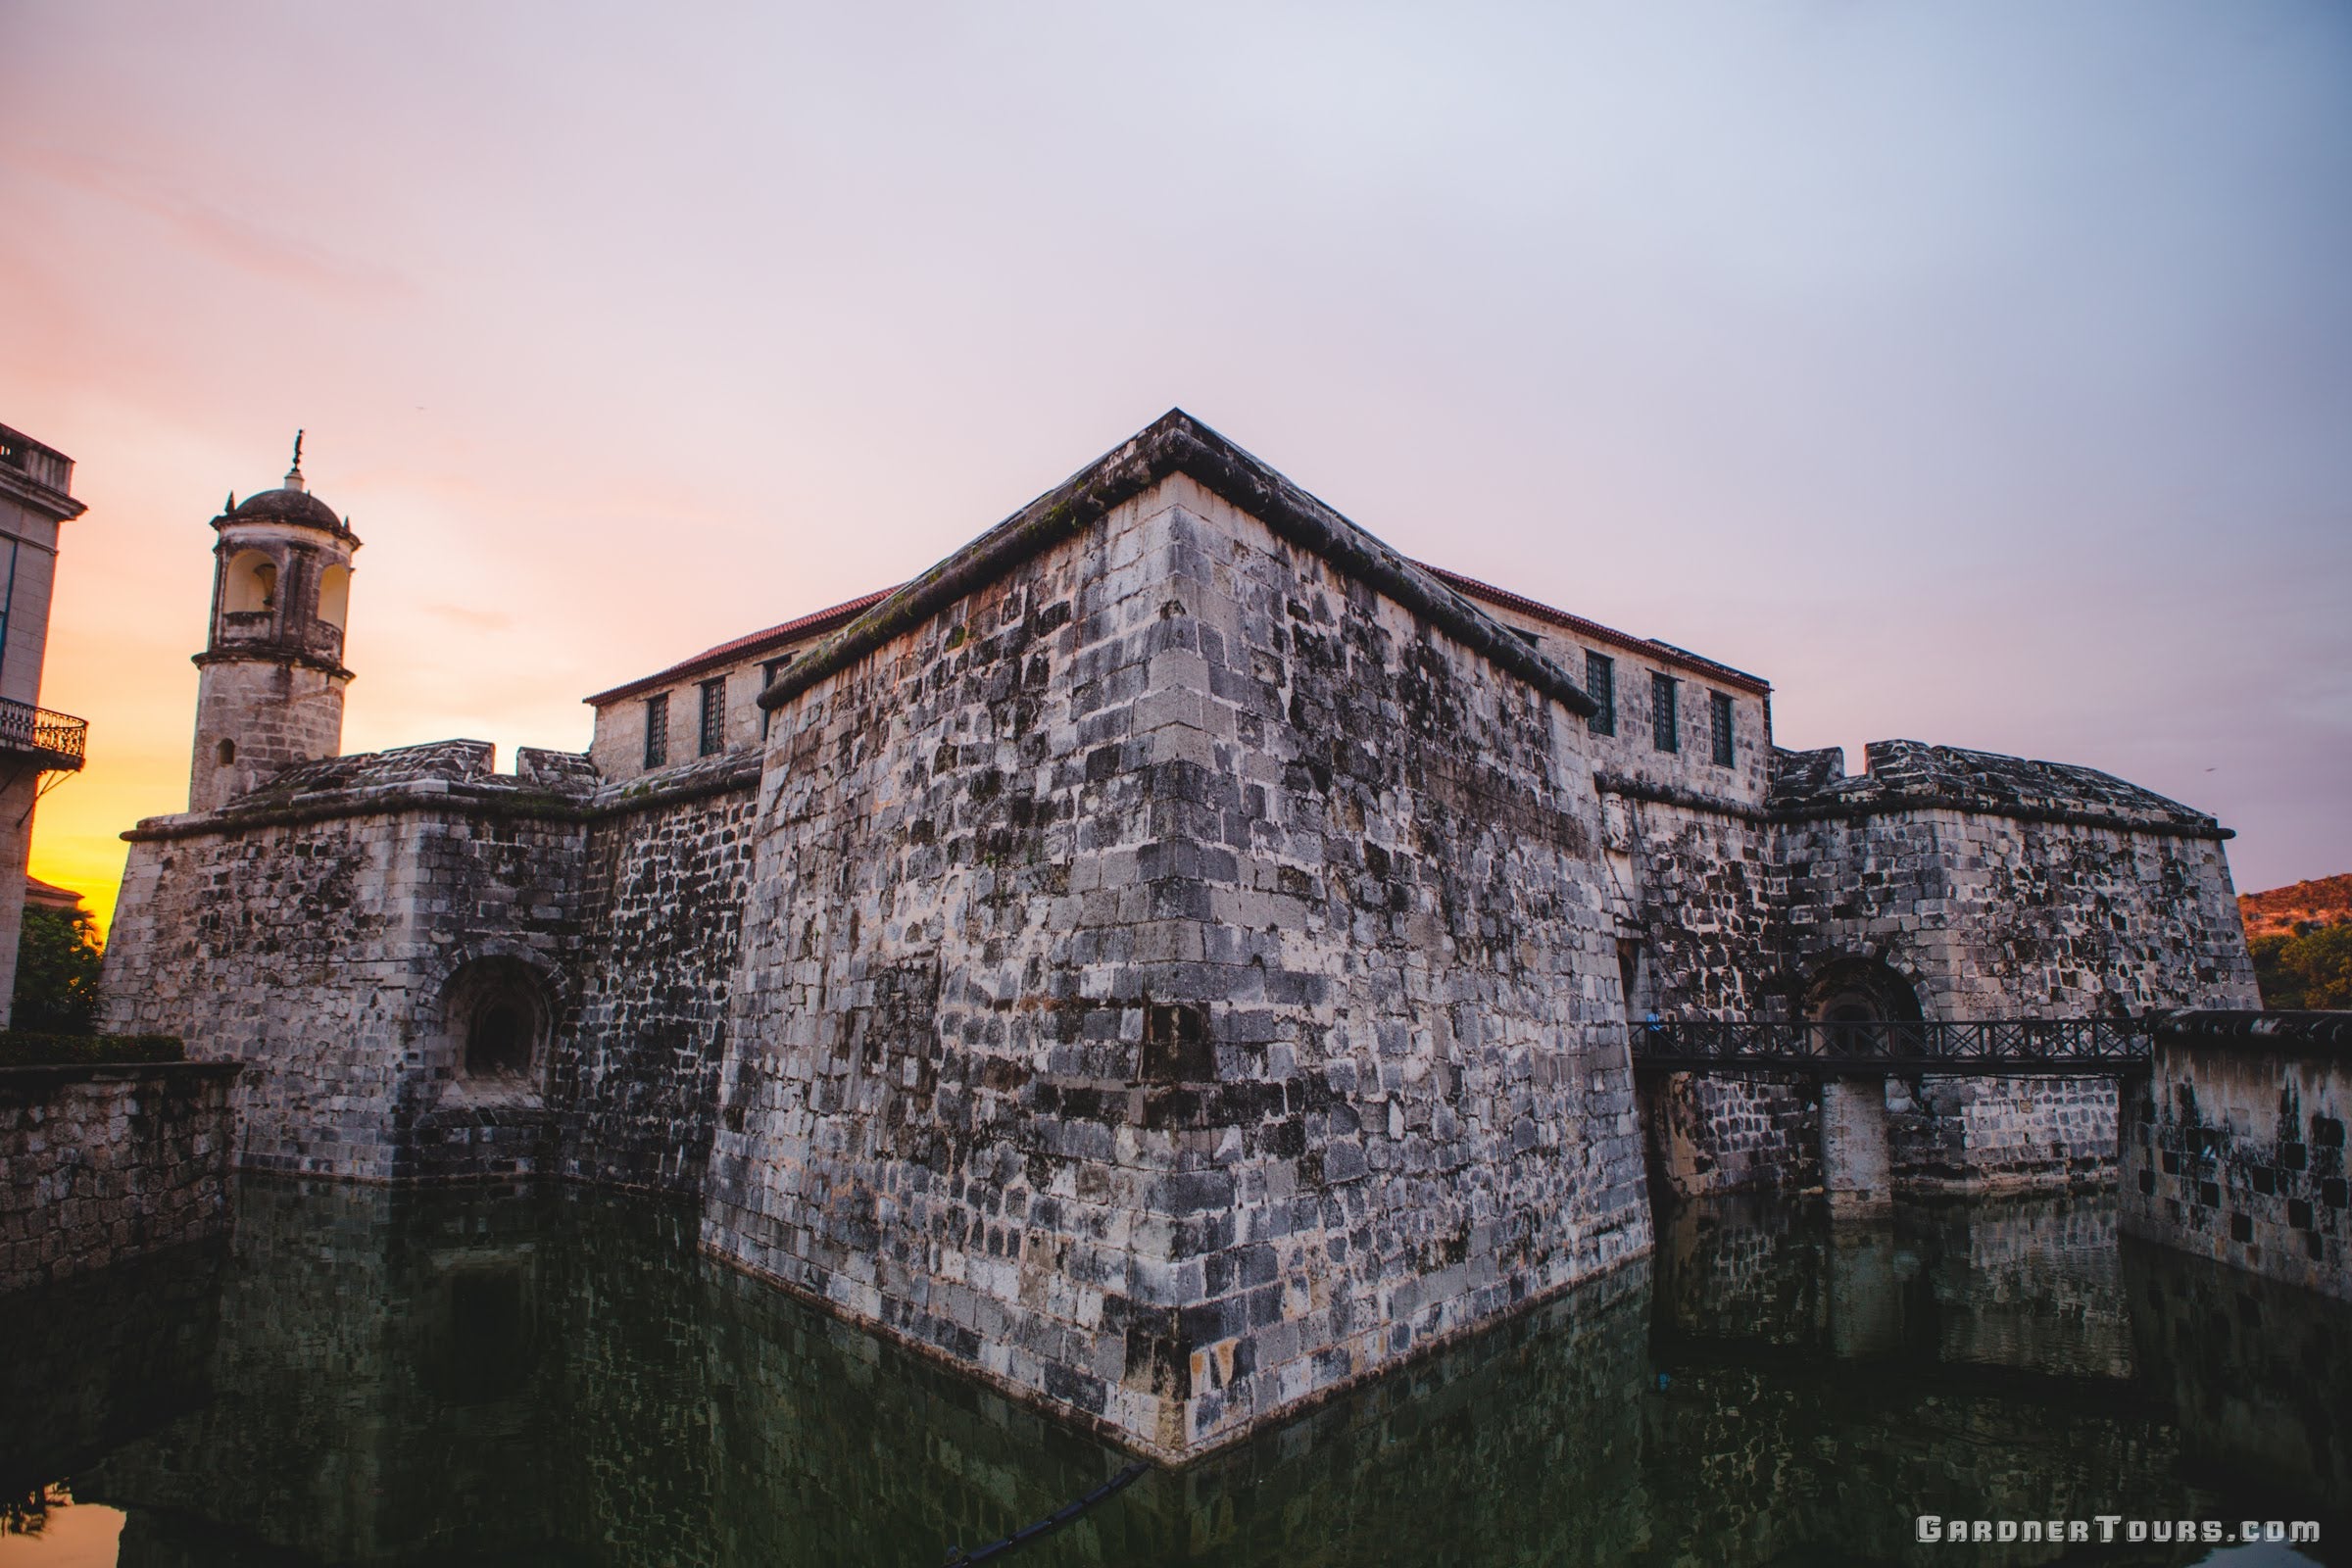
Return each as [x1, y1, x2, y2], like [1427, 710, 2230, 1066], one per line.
[3, 1183, 2343, 1567]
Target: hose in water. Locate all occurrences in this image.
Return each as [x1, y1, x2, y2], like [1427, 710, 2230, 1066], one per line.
[941, 1461, 1152, 1566]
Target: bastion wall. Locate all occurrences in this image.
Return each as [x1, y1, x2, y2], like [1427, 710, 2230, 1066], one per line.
[1628, 745, 2257, 1200]
[704, 451, 1645, 1459]
[99, 742, 754, 1192]
[87, 410, 2270, 1461]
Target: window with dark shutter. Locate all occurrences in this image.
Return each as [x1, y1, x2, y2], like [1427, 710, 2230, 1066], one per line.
[699, 677, 726, 757]
[1585, 652, 1615, 736]
[643, 693, 668, 768]
[1651, 673, 1678, 754]
[1710, 691, 1734, 766]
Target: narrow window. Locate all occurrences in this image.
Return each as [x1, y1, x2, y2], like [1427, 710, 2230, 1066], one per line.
[643, 693, 668, 768]
[1651, 673, 1678, 753]
[698, 676, 726, 757]
[1709, 691, 1735, 766]
[1585, 651, 1615, 736]
[759, 655, 794, 739]
[0, 538, 18, 686]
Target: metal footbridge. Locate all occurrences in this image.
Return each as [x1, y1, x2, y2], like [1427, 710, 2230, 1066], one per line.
[1629, 1018, 2150, 1076]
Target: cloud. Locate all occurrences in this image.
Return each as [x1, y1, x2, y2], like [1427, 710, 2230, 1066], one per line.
[6, 144, 411, 303]
[423, 604, 514, 631]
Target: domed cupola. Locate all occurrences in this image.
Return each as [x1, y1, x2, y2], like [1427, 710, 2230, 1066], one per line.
[186, 433, 363, 811]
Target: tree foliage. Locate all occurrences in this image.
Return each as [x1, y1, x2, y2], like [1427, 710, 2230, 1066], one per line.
[12, 905, 104, 1035]
[2249, 922, 2352, 1011]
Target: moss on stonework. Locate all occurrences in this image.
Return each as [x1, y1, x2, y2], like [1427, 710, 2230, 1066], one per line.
[0, 1031, 186, 1068]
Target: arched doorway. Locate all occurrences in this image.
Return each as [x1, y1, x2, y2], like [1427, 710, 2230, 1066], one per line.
[1804, 956, 1924, 1057]
[438, 957, 552, 1096]
[1804, 956, 1925, 1024]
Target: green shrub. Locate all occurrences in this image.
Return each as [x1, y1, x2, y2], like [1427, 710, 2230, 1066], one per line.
[11, 905, 104, 1034]
[0, 1031, 185, 1068]
[2251, 923, 2352, 1011]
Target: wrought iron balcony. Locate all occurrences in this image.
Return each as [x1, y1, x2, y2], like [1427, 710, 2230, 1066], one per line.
[1630, 1017, 2151, 1075]
[0, 698, 87, 771]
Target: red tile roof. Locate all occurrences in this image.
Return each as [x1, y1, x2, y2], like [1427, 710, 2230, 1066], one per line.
[581, 585, 903, 708]
[584, 561, 1769, 710]
[1419, 564, 1772, 695]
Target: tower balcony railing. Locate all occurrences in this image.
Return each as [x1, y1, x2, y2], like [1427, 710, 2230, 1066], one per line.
[0, 698, 88, 771]
[1630, 1017, 2151, 1075]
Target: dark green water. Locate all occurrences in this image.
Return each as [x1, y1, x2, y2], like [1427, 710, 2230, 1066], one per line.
[2, 1180, 2343, 1566]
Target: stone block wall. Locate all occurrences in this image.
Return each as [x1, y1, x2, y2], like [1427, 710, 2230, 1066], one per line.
[560, 759, 760, 1192]
[705, 462, 1645, 1460]
[100, 742, 771, 1192]
[1776, 808, 2256, 1020]
[102, 807, 432, 1179]
[1613, 798, 1774, 1016]
[101, 749, 592, 1181]
[2121, 1010, 2349, 1300]
[1639, 1070, 1816, 1200]
[706, 482, 1212, 1453]
[0, 1062, 239, 1292]
[1890, 1073, 2119, 1195]
[188, 657, 349, 812]
[1154, 477, 1645, 1451]
[1627, 745, 2258, 1200]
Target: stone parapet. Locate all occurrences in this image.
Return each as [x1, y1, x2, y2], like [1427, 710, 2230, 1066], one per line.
[2121, 1009, 2350, 1299]
[0, 1060, 240, 1292]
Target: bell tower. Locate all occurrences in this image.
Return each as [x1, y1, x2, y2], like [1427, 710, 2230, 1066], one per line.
[188, 433, 362, 811]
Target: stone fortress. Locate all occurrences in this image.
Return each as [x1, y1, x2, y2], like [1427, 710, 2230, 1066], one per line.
[97, 412, 2259, 1460]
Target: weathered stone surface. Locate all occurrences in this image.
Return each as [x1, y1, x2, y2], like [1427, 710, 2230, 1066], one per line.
[2121, 1009, 2350, 1299]
[704, 473, 1646, 1458]
[1642, 1070, 1817, 1200]
[1611, 744, 2256, 1200]
[101, 744, 755, 1191]
[0, 1062, 238, 1292]
[91, 408, 2271, 1457]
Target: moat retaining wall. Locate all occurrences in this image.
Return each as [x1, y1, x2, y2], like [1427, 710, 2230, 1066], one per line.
[2121, 1010, 2349, 1301]
[0, 1061, 239, 1292]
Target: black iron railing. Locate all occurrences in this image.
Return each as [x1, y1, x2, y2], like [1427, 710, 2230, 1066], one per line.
[1631, 1017, 2150, 1075]
[0, 697, 87, 770]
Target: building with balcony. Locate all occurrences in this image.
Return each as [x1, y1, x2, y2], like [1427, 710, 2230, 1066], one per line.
[0, 422, 89, 1026]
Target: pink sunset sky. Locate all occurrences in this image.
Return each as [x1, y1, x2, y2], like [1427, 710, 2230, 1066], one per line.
[2, 2, 2346, 933]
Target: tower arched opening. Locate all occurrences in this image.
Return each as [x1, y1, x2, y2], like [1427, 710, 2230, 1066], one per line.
[317, 564, 350, 628]
[223, 550, 278, 614]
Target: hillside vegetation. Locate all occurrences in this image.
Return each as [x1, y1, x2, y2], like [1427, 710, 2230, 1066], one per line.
[2240, 872, 2352, 939]
[2240, 873, 2352, 1010]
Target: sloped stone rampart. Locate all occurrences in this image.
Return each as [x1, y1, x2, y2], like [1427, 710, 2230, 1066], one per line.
[704, 475, 1646, 1459]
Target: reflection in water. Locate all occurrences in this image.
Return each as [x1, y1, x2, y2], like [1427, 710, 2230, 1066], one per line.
[0, 1181, 2339, 1566]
